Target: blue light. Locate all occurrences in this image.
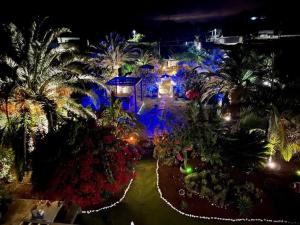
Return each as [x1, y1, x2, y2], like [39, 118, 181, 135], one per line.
[81, 87, 109, 111]
[137, 104, 181, 137]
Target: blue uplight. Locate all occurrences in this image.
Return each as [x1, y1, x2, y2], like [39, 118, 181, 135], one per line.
[138, 104, 180, 137]
[81, 87, 109, 111]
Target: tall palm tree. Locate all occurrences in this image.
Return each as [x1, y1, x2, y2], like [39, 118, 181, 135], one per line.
[90, 32, 140, 80]
[0, 19, 105, 179]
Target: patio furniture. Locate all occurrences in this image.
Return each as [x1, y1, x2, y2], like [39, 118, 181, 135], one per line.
[23, 200, 63, 224]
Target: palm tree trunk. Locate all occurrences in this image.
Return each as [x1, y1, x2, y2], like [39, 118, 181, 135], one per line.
[5, 98, 10, 124]
[23, 118, 27, 169]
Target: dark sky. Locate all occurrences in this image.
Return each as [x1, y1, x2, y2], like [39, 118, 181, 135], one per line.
[0, 0, 299, 40]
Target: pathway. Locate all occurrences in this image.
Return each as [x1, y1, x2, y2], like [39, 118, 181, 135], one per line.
[77, 160, 270, 225]
[137, 96, 187, 137]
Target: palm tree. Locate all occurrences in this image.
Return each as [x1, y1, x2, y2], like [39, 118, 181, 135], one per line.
[136, 50, 157, 67]
[90, 32, 140, 80]
[200, 47, 270, 104]
[0, 19, 105, 179]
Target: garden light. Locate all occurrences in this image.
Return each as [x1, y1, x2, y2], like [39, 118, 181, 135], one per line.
[185, 166, 193, 174]
[266, 158, 280, 170]
[295, 170, 300, 177]
[267, 160, 276, 169]
[125, 133, 139, 145]
[263, 81, 271, 87]
[223, 113, 231, 121]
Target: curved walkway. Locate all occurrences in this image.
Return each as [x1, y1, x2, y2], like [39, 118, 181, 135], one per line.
[78, 160, 271, 225]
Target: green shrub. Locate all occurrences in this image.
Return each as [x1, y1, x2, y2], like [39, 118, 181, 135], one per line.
[237, 195, 254, 216]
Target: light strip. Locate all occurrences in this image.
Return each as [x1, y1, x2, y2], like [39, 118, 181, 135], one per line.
[82, 177, 134, 214]
[156, 160, 299, 224]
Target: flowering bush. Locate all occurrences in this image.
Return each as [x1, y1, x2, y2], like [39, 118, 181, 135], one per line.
[185, 90, 200, 100]
[33, 119, 140, 210]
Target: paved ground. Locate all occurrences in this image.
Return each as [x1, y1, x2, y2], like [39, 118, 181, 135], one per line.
[137, 96, 187, 137]
[77, 160, 271, 225]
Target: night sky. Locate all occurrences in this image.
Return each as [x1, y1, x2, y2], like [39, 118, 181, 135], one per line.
[0, 0, 299, 40]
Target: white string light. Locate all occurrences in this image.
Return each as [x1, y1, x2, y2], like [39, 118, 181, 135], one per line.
[156, 160, 299, 224]
[82, 177, 134, 214]
[81, 161, 299, 224]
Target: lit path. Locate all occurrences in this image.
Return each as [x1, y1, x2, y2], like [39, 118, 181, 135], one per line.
[138, 96, 187, 137]
[77, 160, 268, 225]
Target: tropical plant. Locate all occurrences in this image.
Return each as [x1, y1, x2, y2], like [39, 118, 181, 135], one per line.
[98, 98, 141, 138]
[239, 107, 268, 131]
[128, 31, 145, 43]
[267, 106, 300, 161]
[90, 32, 140, 79]
[153, 98, 222, 166]
[0, 18, 103, 179]
[200, 47, 271, 104]
[221, 130, 270, 169]
[136, 50, 157, 66]
[237, 195, 254, 216]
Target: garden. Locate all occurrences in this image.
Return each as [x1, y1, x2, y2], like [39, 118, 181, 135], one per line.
[0, 17, 300, 225]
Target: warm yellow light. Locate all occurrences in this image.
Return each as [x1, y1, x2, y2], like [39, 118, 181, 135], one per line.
[223, 113, 231, 121]
[117, 86, 131, 96]
[125, 133, 139, 145]
[267, 161, 276, 169]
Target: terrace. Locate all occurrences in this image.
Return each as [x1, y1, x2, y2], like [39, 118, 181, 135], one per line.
[1, 5, 300, 225]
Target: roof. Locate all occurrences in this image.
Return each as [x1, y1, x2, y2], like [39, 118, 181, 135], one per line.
[106, 76, 142, 86]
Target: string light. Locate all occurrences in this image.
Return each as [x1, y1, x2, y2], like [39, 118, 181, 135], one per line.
[156, 160, 298, 224]
[82, 176, 134, 214]
[82, 161, 298, 224]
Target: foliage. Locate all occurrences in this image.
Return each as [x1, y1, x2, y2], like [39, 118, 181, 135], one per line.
[267, 106, 300, 161]
[199, 47, 271, 104]
[121, 63, 136, 76]
[237, 195, 254, 216]
[154, 98, 222, 166]
[128, 32, 145, 43]
[98, 98, 141, 137]
[185, 166, 262, 214]
[136, 50, 157, 67]
[0, 146, 15, 182]
[239, 107, 268, 131]
[90, 32, 140, 79]
[185, 168, 233, 208]
[33, 119, 140, 209]
[0, 18, 102, 180]
[221, 130, 270, 169]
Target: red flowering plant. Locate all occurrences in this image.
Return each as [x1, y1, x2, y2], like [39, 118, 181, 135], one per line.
[185, 89, 200, 100]
[34, 119, 140, 210]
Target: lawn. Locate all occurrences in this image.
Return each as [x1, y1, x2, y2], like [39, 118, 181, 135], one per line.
[77, 160, 274, 225]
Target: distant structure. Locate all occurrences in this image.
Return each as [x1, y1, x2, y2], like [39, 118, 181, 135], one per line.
[206, 29, 243, 45]
[206, 28, 300, 45]
[57, 37, 80, 44]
